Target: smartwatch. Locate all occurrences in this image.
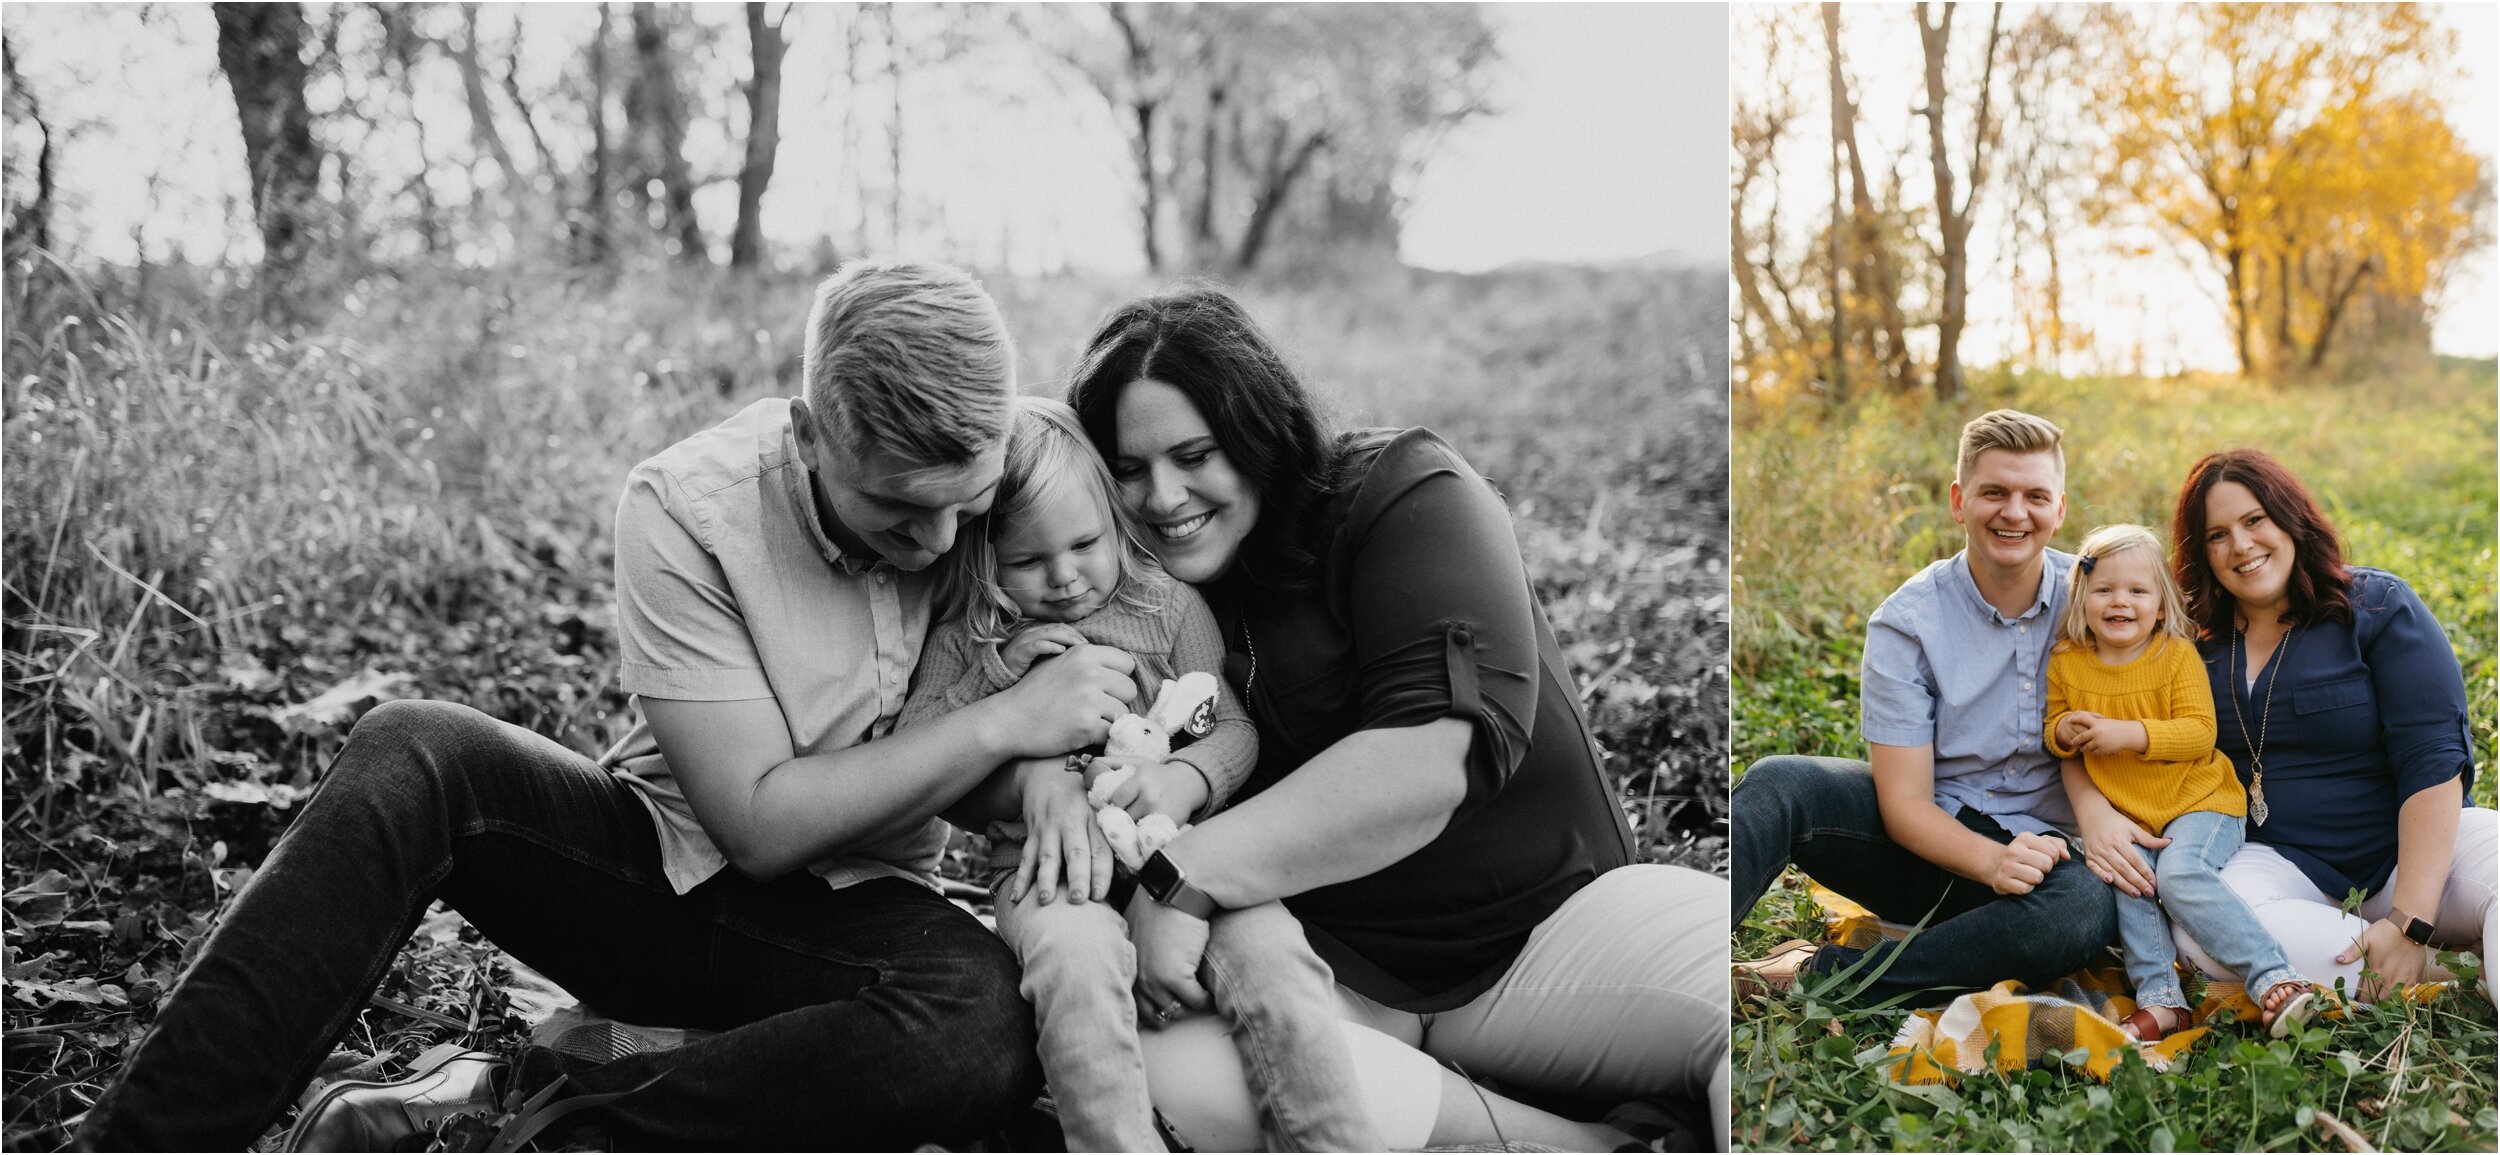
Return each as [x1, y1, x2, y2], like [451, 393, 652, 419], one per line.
[2386, 908, 2435, 946]
[1138, 850, 1219, 919]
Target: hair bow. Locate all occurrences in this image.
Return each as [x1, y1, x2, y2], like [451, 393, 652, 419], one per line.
[2077, 555, 2097, 574]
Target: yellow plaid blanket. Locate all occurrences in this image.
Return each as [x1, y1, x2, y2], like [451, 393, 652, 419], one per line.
[1806, 884, 2359, 1084]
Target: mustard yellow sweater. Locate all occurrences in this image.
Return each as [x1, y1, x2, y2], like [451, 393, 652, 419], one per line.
[2044, 634, 2245, 834]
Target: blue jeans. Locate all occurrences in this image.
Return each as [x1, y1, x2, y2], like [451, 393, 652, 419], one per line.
[990, 845, 1377, 1151]
[1731, 755, 2118, 1005]
[2117, 808, 2300, 1009]
[76, 700, 1040, 1150]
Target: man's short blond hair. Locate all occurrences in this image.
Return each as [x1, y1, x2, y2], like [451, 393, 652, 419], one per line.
[803, 259, 1015, 466]
[1956, 409, 2065, 488]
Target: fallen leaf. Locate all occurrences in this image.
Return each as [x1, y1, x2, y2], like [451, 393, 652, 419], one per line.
[272, 669, 412, 733]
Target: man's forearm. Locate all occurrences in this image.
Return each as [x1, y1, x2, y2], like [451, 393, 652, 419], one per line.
[1877, 792, 2005, 884]
[739, 694, 1026, 876]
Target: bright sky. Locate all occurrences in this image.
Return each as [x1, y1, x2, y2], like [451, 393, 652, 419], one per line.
[1732, 2, 2496, 370]
[3, 2, 1719, 277]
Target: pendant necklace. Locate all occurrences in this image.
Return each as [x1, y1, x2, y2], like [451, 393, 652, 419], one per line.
[2230, 617, 2300, 826]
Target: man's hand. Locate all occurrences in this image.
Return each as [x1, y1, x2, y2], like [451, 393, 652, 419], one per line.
[1088, 757, 1211, 824]
[989, 643, 1136, 757]
[1984, 831, 2071, 896]
[2071, 716, 2150, 756]
[2338, 917, 2430, 1001]
[1011, 759, 1113, 907]
[2075, 808, 2168, 898]
[1000, 622, 1089, 680]
[1124, 889, 1213, 1028]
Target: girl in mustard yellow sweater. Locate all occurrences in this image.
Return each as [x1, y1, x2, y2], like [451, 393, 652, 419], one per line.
[2048, 524, 2319, 1043]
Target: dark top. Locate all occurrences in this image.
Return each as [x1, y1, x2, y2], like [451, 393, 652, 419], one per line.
[2200, 567, 2477, 899]
[1210, 428, 1635, 1013]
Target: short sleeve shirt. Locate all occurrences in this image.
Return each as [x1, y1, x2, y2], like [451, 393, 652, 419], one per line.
[598, 397, 946, 894]
[1861, 549, 2077, 837]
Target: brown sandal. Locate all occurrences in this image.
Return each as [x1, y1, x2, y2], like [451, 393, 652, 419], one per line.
[2119, 1004, 2190, 1042]
[1732, 939, 1818, 1000]
[2260, 979, 2320, 1038]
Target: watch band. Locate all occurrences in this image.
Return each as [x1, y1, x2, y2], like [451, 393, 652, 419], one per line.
[2386, 908, 2435, 946]
[1141, 850, 1219, 919]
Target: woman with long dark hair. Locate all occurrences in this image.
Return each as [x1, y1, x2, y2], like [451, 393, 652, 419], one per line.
[1062, 286, 1727, 1151]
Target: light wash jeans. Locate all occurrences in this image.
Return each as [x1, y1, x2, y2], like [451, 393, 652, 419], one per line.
[2119, 807, 2301, 1010]
[989, 845, 1377, 1152]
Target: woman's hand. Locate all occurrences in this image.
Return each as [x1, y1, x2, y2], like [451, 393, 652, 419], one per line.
[1001, 622, 1090, 680]
[1088, 757, 1211, 823]
[2075, 807, 2168, 898]
[1011, 759, 1112, 907]
[1124, 889, 1213, 1027]
[2338, 917, 2431, 1001]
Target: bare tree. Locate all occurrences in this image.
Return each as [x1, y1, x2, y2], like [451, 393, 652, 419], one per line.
[4, 34, 56, 255]
[629, 3, 705, 263]
[213, 2, 325, 290]
[579, 2, 614, 263]
[731, 2, 790, 269]
[1915, 1, 2006, 400]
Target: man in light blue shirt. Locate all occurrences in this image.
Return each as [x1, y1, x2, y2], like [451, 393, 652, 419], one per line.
[1732, 410, 2118, 1004]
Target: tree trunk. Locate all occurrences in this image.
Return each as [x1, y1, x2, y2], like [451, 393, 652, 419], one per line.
[1232, 126, 1325, 271]
[731, 2, 788, 270]
[453, 3, 526, 217]
[2306, 256, 2373, 370]
[377, 8, 443, 255]
[212, 2, 324, 290]
[632, 3, 705, 263]
[1918, 0, 2003, 402]
[3, 35, 55, 254]
[1822, 3, 1848, 395]
[579, 3, 613, 264]
[1190, 69, 1226, 268]
[1824, 8, 1906, 389]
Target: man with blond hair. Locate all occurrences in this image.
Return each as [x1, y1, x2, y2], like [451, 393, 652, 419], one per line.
[81, 261, 1140, 1150]
[1732, 409, 2118, 1004]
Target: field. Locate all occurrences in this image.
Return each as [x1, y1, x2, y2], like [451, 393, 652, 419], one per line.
[1731, 365, 2499, 1151]
[0, 254, 1728, 1147]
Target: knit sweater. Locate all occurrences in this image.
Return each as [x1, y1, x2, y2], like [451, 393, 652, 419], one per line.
[2044, 634, 2245, 834]
[897, 573, 1257, 819]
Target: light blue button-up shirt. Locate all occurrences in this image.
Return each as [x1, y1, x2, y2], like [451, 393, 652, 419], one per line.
[1860, 548, 2078, 837]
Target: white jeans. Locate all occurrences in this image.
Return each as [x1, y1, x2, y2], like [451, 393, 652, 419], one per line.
[1138, 864, 1731, 1151]
[2173, 807, 2497, 1002]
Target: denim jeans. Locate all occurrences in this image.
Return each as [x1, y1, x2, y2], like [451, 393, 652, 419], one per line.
[2117, 808, 2299, 1009]
[1731, 755, 2118, 1004]
[990, 847, 1377, 1151]
[76, 700, 1040, 1151]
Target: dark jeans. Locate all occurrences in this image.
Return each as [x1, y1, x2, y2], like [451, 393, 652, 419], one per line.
[1731, 755, 2117, 1005]
[77, 700, 1040, 1151]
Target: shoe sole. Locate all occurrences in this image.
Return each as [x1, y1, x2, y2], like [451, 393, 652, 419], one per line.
[281, 1041, 481, 1153]
[2267, 989, 2318, 1038]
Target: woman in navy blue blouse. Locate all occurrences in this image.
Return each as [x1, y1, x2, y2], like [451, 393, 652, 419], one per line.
[2162, 449, 2492, 1002]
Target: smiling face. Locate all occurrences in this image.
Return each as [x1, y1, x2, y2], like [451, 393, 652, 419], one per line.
[1950, 447, 2067, 584]
[1109, 378, 1261, 584]
[2201, 479, 2297, 618]
[796, 403, 1004, 572]
[2080, 546, 2163, 658]
[992, 474, 1122, 623]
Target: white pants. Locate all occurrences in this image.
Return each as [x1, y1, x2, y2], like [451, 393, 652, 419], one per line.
[1139, 864, 1731, 1151]
[2173, 807, 2496, 1003]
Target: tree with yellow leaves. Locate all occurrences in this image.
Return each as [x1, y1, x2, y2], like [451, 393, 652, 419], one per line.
[2097, 3, 2486, 377]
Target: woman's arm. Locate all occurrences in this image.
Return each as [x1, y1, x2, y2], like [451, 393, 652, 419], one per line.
[2338, 776, 2463, 997]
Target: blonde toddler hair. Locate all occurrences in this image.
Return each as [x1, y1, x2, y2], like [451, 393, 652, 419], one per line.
[939, 395, 1167, 643]
[2056, 523, 2194, 651]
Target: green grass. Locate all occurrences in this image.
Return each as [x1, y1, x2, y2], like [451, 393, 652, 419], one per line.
[1732, 365, 2499, 1150]
[0, 254, 1726, 1146]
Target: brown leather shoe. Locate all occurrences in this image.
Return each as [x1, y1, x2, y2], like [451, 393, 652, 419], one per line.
[283, 1042, 507, 1152]
[1732, 938, 1819, 1000]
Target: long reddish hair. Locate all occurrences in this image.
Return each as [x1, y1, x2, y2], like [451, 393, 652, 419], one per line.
[2169, 449, 2352, 641]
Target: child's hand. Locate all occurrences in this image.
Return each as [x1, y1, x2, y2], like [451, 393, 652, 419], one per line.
[2072, 716, 2151, 756]
[1011, 758, 1111, 907]
[1088, 757, 1210, 824]
[1001, 622, 1090, 679]
[2054, 711, 2098, 751]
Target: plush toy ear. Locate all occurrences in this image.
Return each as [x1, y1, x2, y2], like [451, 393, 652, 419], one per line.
[1151, 671, 1222, 738]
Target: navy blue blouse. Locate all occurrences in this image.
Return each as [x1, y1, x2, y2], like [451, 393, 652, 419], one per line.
[2200, 568, 2477, 899]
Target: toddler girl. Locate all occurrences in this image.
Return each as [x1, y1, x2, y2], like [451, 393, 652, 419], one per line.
[896, 395, 1375, 1151]
[2048, 523, 2319, 1042]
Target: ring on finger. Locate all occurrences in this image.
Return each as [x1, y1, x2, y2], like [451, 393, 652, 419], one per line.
[1153, 1001, 1183, 1023]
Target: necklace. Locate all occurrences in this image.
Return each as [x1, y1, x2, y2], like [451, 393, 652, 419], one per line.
[2229, 618, 2300, 826]
[1237, 613, 1258, 692]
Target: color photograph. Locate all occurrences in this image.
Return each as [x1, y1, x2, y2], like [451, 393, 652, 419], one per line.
[2, 3, 1728, 1151]
[1729, 3, 2495, 1151]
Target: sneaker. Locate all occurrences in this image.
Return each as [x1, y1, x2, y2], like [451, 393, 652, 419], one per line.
[282, 1041, 507, 1152]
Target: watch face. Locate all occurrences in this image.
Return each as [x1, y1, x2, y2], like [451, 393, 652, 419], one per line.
[1138, 851, 1180, 899]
